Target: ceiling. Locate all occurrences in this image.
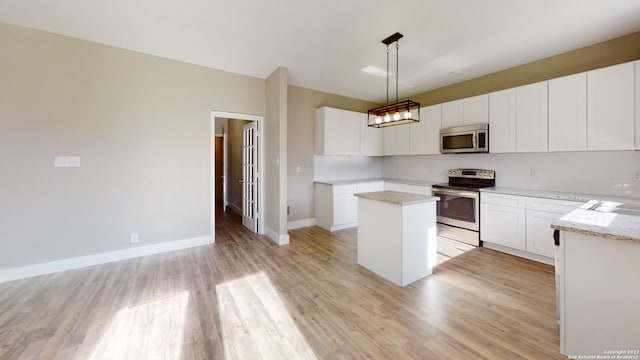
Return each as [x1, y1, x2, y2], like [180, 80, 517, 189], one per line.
[1, 0, 640, 103]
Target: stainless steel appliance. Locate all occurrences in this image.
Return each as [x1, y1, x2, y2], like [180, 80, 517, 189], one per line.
[440, 123, 489, 154]
[431, 169, 495, 246]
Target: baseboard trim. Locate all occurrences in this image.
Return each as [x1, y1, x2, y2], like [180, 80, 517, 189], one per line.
[482, 242, 554, 266]
[0, 235, 212, 284]
[228, 203, 242, 216]
[266, 227, 290, 245]
[288, 218, 316, 230]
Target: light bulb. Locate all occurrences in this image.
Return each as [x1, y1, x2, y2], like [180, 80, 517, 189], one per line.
[393, 112, 400, 121]
[375, 116, 382, 124]
[404, 110, 411, 119]
[384, 114, 391, 122]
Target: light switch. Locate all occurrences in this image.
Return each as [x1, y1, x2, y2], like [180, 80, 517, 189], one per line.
[54, 156, 81, 168]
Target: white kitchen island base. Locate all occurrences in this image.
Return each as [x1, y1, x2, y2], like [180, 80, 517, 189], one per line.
[355, 191, 439, 287]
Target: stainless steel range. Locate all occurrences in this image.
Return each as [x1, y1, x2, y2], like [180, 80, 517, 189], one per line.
[431, 169, 495, 246]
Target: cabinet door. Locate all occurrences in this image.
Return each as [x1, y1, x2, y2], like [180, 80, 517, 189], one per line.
[442, 100, 464, 128]
[316, 107, 361, 155]
[396, 124, 411, 155]
[480, 203, 526, 250]
[463, 94, 489, 125]
[548, 73, 587, 152]
[526, 210, 561, 258]
[333, 184, 357, 225]
[410, 104, 441, 155]
[489, 89, 517, 153]
[635, 61, 640, 150]
[360, 112, 383, 156]
[587, 62, 634, 150]
[383, 126, 398, 155]
[516, 81, 548, 152]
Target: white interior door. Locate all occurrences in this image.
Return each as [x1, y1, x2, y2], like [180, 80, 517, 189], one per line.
[241, 121, 258, 233]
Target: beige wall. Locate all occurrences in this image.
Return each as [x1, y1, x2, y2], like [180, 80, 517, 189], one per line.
[265, 67, 288, 242]
[287, 85, 377, 223]
[227, 119, 252, 213]
[0, 22, 265, 269]
[412, 31, 640, 106]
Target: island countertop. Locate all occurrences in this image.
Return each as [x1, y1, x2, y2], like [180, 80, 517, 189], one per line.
[354, 191, 439, 206]
[551, 200, 640, 243]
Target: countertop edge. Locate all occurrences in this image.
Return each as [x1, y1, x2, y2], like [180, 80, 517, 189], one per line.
[354, 191, 439, 206]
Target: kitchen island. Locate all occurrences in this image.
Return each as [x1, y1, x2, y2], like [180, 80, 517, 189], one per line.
[551, 200, 640, 357]
[354, 191, 439, 287]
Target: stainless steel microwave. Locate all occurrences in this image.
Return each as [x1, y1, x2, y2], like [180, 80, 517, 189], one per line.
[440, 123, 489, 154]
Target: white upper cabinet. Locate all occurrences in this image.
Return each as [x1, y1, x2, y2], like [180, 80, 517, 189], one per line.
[383, 126, 411, 156]
[516, 81, 548, 152]
[442, 94, 488, 128]
[489, 88, 517, 153]
[316, 107, 361, 155]
[463, 94, 490, 124]
[587, 62, 635, 151]
[635, 60, 640, 150]
[410, 105, 441, 155]
[360, 112, 383, 156]
[489, 82, 548, 153]
[548, 73, 587, 152]
[441, 100, 463, 128]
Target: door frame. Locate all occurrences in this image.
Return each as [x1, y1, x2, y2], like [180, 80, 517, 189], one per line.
[210, 111, 265, 241]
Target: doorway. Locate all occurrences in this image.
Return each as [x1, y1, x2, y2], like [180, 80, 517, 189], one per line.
[210, 111, 264, 241]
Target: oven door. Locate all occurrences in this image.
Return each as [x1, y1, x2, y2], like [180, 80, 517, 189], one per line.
[432, 188, 479, 231]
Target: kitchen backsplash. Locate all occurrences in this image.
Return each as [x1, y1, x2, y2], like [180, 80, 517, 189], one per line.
[382, 150, 640, 199]
[314, 155, 382, 181]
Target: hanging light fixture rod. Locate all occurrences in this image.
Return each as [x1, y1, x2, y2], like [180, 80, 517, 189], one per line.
[381, 32, 403, 45]
[367, 32, 420, 128]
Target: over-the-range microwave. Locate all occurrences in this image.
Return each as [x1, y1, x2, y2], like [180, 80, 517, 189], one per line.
[440, 123, 489, 154]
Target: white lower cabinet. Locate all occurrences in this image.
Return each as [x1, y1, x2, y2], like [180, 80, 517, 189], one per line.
[481, 192, 581, 263]
[384, 182, 431, 195]
[480, 202, 526, 250]
[315, 180, 429, 232]
[525, 210, 560, 258]
[315, 181, 384, 232]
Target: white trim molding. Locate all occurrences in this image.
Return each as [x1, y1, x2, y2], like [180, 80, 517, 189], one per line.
[288, 218, 316, 230]
[0, 235, 212, 284]
[266, 227, 290, 245]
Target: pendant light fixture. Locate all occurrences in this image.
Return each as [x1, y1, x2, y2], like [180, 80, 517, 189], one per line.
[367, 32, 420, 128]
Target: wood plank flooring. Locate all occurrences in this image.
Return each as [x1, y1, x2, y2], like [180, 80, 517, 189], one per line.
[0, 210, 566, 359]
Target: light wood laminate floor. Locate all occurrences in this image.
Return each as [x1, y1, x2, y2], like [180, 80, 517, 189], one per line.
[0, 210, 566, 359]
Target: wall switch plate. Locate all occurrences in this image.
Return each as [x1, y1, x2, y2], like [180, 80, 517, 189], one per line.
[54, 156, 81, 168]
[130, 234, 139, 244]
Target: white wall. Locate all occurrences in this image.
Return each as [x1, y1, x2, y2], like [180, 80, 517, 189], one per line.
[314, 155, 383, 181]
[382, 151, 640, 198]
[0, 22, 265, 271]
[265, 67, 289, 244]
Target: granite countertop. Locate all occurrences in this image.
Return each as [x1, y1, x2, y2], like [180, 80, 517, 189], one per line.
[315, 178, 439, 186]
[551, 200, 640, 243]
[481, 186, 640, 205]
[354, 191, 439, 206]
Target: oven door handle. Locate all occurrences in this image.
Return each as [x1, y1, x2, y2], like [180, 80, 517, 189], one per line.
[432, 188, 479, 198]
[472, 133, 477, 149]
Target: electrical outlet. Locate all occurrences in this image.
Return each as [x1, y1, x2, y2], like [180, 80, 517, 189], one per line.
[530, 168, 537, 178]
[130, 233, 139, 244]
[54, 156, 81, 168]
[634, 172, 640, 183]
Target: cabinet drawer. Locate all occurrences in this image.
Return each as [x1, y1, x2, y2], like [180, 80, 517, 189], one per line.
[333, 184, 357, 195]
[402, 184, 431, 195]
[525, 197, 581, 214]
[356, 181, 384, 193]
[481, 192, 526, 208]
